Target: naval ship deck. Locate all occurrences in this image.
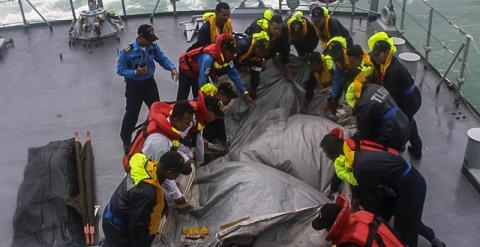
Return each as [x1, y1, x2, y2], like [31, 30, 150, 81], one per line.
[0, 12, 479, 246]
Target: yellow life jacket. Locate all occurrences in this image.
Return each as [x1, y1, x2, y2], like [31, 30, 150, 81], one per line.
[255, 9, 274, 32]
[327, 37, 351, 71]
[314, 14, 331, 47]
[203, 12, 233, 45]
[238, 31, 270, 63]
[345, 71, 367, 108]
[333, 140, 358, 185]
[313, 55, 334, 87]
[129, 153, 165, 236]
[379, 51, 394, 83]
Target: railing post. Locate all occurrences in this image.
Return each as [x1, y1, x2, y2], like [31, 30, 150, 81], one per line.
[279, 0, 282, 13]
[400, 0, 406, 32]
[121, 0, 127, 19]
[24, 0, 52, 30]
[173, 0, 177, 17]
[458, 35, 472, 90]
[68, 0, 76, 22]
[368, 0, 379, 22]
[424, 7, 434, 70]
[350, 0, 356, 34]
[18, 0, 28, 26]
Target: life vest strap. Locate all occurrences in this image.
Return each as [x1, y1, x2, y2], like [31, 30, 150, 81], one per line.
[365, 216, 387, 247]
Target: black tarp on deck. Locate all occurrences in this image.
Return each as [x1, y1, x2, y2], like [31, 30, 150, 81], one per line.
[12, 139, 84, 247]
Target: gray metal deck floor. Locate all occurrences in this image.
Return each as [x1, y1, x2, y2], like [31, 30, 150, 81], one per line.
[0, 13, 479, 246]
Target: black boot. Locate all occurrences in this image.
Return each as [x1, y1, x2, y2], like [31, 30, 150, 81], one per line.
[430, 237, 446, 247]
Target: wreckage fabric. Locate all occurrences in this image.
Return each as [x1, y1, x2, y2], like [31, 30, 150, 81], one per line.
[159, 57, 342, 246]
[12, 139, 84, 247]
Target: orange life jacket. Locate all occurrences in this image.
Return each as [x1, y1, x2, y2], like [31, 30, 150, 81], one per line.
[122, 92, 213, 171]
[327, 195, 405, 247]
[179, 34, 231, 79]
[344, 138, 400, 156]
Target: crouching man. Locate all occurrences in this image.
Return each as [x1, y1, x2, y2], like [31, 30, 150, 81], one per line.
[102, 152, 191, 247]
[312, 195, 405, 247]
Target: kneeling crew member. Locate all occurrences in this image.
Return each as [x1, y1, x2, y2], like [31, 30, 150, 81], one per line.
[235, 31, 270, 99]
[117, 24, 179, 153]
[286, 11, 320, 57]
[312, 194, 405, 247]
[302, 51, 333, 113]
[102, 152, 191, 247]
[320, 132, 441, 247]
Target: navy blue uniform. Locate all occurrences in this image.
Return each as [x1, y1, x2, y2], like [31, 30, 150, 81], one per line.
[117, 39, 176, 150]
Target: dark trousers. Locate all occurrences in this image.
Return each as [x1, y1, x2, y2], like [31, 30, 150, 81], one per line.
[378, 190, 435, 244]
[177, 70, 199, 100]
[393, 169, 432, 247]
[409, 117, 422, 152]
[120, 77, 159, 148]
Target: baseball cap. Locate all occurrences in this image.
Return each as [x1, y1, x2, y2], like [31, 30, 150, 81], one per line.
[138, 24, 159, 42]
[204, 95, 225, 118]
[311, 203, 342, 230]
[218, 82, 238, 99]
[160, 151, 192, 175]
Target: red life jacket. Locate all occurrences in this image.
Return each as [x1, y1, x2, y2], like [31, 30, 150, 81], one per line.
[122, 92, 214, 172]
[344, 138, 400, 156]
[327, 195, 405, 247]
[179, 34, 232, 79]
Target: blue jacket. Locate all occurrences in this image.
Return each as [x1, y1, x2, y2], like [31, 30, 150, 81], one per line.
[117, 39, 176, 81]
[196, 53, 247, 94]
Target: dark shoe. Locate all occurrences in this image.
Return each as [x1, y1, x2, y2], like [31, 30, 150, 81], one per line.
[430, 237, 446, 247]
[408, 146, 422, 160]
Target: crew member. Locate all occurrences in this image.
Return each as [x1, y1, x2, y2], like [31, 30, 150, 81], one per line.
[321, 36, 351, 113]
[310, 6, 353, 48]
[286, 11, 320, 57]
[189, 2, 233, 50]
[102, 151, 191, 247]
[369, 32, 422, 158]
[202, 82, 238, 164]
[245, 11, 293, 81]
[117, 24, 179, 153]
[301, 51, 333, 112]
[320, 131, 443, 247]
[312, 194, 405, 247]
[347, 44, 373, 75]
[345, 69, 410, 151]
[234, 31, 270, 99]
[177, 34, 254, 105]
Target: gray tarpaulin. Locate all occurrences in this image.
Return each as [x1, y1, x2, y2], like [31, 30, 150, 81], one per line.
[158, 59, 341, 246]
[200, 207, 327, 247]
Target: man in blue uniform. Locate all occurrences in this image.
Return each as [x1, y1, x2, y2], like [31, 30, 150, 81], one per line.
[117, 24, 179, 153]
